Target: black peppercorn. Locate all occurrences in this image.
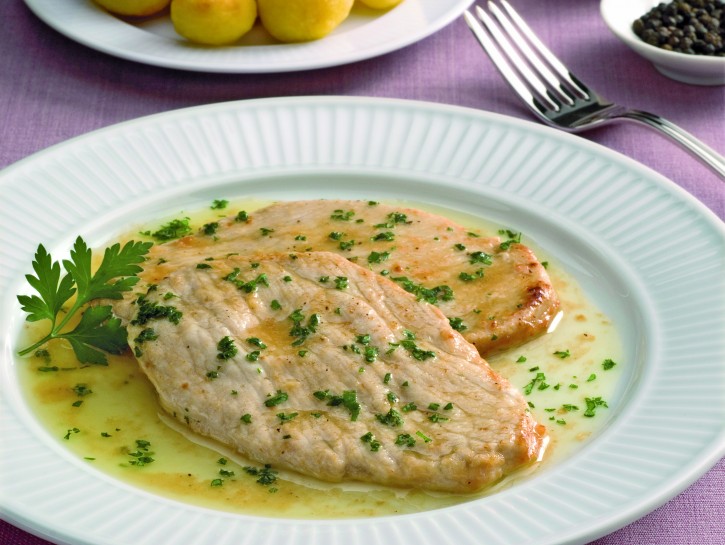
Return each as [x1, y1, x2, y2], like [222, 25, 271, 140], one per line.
[632, 0, 725, 56]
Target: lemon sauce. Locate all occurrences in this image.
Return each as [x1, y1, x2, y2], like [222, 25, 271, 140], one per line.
[16, 198, 623, 518]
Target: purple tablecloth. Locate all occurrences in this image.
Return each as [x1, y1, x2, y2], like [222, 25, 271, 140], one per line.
[1, 1, 723, 544]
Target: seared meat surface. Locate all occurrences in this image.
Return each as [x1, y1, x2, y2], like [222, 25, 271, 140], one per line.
[142, 200, 560, 356]
[113, 252, 546, 493]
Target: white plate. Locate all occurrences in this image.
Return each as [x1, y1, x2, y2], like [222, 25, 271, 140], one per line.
[0, 97, 723, 545]
[22, 0, 473, 73]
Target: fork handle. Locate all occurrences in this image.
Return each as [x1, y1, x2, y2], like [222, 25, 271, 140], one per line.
[616, 110, 725, 179]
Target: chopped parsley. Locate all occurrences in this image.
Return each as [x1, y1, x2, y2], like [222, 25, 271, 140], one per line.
[224, 268, 269, 293]
[375, 212, 410, 228]
[363, 345, 379, 363]
[498, 229, 522, 250]
[201, 222, 220, 236]
[246, 337, 267, 349]
[288, 309, 320, 346]
[375, 408, 404, 427]
[367, 251, 391, 264]
[391, 276, 454, 304]
[401, 402, 417, 412]
[133, 328, 158, 347]
[331, 209, 355, 221]
[216, 336, 238, 360]
[371, 231, 395, 241]
[524, 372, 549, 395]
[459, 269, 484, 282]
[602, 358, 617, 370]
[146, 218, 192, 241]
[360, 432, 381, 452]
[468, 251, 493, 265]
[395, 433, 416, 447]
[126, 439, 154, 467]
[72, 383, 93, 397]
[448, 317, 467, 332]
[397, 331, 436, 361]
[314, 389, 361, 421]
[132, 295, 183, 326]
[583, 397, 609, 417]
[264, 390, 288, 407]
[244, 464, 278, 486]
[277, 412, 299, 423]
[415, 430, 432, 443]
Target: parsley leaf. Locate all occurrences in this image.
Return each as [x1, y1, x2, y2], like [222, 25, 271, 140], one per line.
[63, 306, 129, 365]
[17, 244, 76, 324]
[17, 237, 152, 364]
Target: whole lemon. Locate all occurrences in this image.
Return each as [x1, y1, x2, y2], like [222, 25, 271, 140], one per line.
[93, 0, 170, 17]
[358, 0, 403, 9]
[257, 0, 354, 42]
[171, 0, 257, 45]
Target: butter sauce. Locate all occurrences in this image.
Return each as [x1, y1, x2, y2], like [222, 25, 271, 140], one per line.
[16, 198, 622, 518]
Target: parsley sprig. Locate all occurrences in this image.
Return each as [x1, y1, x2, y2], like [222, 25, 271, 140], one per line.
[17, 237, 152, 364]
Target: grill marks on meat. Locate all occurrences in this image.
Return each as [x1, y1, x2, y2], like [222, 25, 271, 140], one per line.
[142, 200, 560, 356]
[113, 252, 546, 493]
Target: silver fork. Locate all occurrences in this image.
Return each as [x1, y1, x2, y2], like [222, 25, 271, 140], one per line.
[464, 1, 725, 179]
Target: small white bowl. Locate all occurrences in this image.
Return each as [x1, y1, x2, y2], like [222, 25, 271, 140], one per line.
[600, 0, 725, 86]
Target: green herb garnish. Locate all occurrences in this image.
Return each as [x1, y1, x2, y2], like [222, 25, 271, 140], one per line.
[360, 432, 381, 452]
[314, 389, 361, 421]
[264, 390, 288, 407]
[17, 237, 151, 364]
[146, 218, 192, 241]
[602, 358, 617, 370]
[391, 276, 454, 304]
[217, 336, 238, 360]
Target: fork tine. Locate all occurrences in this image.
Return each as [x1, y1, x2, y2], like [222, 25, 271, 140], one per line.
[464, 10, 541, 111]
[487, 2, 575, 106]
[465, 7, 560, 114]
[498, 0, 589, 100]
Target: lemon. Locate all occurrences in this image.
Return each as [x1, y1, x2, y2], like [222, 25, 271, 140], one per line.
[358, 0, 403, 9]
[257, 0, 354, 42]
[170, 0, 257, 45]
[93, 0, 170, 17]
